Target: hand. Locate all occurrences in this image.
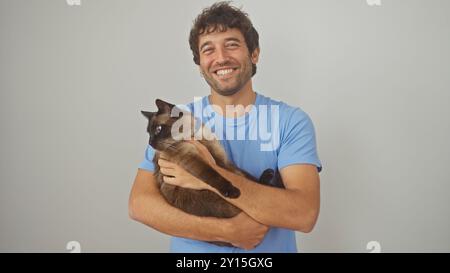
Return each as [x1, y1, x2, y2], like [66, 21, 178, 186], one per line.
[158, 158, 211, 191]
[222, 212, 269, 250]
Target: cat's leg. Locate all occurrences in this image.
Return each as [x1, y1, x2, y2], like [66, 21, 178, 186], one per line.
[230, 166, 284, 188]
[198, 168, 241, 198]
[259, 169, 275, 185]
[181, 157, 241, 198]
[258, 168, 285, 188]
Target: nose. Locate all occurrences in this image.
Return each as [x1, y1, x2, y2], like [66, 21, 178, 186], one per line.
[215, 47, 230, 65]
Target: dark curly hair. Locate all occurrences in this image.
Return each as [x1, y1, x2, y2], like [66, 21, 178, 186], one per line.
[189, 1, 260, 76]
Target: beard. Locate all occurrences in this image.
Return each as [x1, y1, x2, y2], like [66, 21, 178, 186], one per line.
[201, 57, 253, 96]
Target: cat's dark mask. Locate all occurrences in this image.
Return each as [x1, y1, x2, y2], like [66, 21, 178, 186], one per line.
[141, 99, 184, 150]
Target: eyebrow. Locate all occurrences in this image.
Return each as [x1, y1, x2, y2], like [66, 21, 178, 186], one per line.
[199, 37, 242, 51]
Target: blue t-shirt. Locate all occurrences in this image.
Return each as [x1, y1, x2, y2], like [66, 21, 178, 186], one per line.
[138, 92, 322, 253]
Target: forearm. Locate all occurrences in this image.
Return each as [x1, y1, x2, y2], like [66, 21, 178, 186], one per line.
[210, 166, 318, 232]
[129, 191, 231, 242]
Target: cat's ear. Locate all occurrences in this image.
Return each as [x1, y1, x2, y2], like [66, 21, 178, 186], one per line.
[141, 110, 155, 120]
[155, 99, 175, 114]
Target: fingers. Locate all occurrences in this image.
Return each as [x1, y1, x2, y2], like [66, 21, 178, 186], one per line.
[158, 159, 176, 168]
[160, 167, 176, 176]
[163, 176, 176, 184]
[158, 159, 179, 177]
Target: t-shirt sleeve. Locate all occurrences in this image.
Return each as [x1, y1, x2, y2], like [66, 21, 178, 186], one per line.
[138, 145, 156, 172]
[277, 108, 323, 173]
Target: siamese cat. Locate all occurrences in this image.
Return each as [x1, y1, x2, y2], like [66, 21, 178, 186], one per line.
[141, 99, 282, 246]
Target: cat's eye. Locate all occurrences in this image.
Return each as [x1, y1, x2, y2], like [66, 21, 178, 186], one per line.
[154, 125, 162, 135]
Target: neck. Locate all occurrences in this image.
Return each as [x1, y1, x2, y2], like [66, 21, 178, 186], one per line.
[209, 80, 256, 118]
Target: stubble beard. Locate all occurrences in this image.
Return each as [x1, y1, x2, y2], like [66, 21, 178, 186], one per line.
[201, 58, 253, 97]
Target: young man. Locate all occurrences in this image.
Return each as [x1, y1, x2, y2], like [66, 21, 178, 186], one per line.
[129, 2, 322, 253]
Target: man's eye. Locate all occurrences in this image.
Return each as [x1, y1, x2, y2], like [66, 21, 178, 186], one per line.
[155, 125, 162, 135]
[202, 48, 212, 54]
[227, 43, 239, 48]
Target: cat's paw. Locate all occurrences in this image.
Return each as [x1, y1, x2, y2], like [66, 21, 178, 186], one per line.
[220, 185, 241, 199]
[259, 168, 284, 188]
[259, 168, 275, 185]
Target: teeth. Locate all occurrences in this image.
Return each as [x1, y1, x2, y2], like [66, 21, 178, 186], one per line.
[216, 68, 234, 76]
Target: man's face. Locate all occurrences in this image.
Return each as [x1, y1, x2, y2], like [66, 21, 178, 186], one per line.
[198, 28, 259, 96]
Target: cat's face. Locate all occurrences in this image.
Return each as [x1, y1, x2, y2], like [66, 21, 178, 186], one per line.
[141, 99, 186, 151]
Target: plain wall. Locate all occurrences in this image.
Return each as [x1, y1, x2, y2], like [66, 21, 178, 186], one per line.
[1, 0, 449, 252]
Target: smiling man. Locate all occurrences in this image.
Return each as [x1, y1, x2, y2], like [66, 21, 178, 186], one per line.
[129, 1, 322, 253]
[197, 27, 256, 97]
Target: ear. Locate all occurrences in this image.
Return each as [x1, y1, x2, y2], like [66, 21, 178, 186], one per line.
[155, 99, 175, 113]
[141, 110, 155, 120]
[251, 47, 260, 64]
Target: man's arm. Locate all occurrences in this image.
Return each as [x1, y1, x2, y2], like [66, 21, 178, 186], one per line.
[159, 147, 320, 233]
[212, 163, 320, 232]
[128, 168, 268, 249]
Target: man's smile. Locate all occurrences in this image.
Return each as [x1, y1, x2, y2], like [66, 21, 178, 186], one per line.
[212, 67, 238, 80]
